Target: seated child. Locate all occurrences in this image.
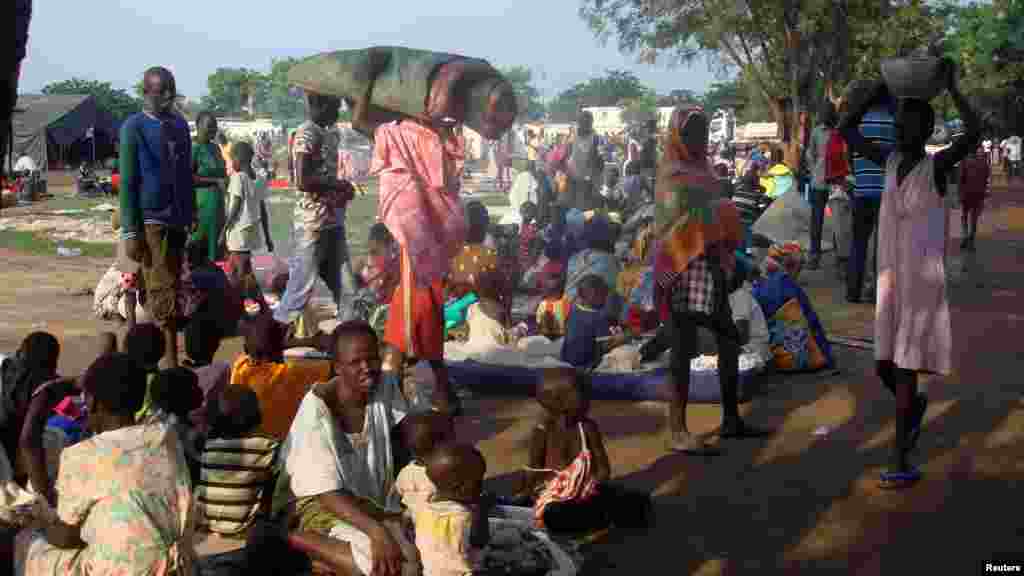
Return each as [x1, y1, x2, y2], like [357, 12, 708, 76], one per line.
[535, 271, 570, 340]
[518, 201, 542, 272]
[147, 367, 206, 481]
[394, 412, 454, 518]
[560, 275, 626, 368]
[521, 368, 649, 534]
[358, 223, 400, 331]
[198, 386, 280, 536]
[230, 310, 331, 439]
[124, 323, 166, 421]
[416, 443, 493, 576]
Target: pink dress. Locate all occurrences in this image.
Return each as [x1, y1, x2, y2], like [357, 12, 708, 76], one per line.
[875, 153, 952, 375]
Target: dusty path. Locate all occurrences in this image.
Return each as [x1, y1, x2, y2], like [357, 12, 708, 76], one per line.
[1, 181, 1022, 574]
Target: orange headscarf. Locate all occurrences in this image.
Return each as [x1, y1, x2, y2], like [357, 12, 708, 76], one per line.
[653, 106, 740, 285]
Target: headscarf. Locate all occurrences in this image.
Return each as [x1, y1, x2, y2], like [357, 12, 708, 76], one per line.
[653, 106, 735, 287]
[762, 243, 803, 278]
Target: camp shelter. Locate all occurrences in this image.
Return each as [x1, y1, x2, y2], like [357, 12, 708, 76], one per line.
[9, 94, 119, 172]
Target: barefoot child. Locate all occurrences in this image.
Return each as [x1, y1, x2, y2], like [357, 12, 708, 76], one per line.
[198, 386, 279, 536]
[221, 141, 274, 304]
[416, 443, 494, 576]
[560, 275, 626, 368]
[522, 367, 649, 534]
[394, 412, 454, 514]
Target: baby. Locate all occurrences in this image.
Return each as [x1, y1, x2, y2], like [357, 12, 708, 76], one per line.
[415, 443, 493, 576]
[560, 275, 626, 368]
[395, 412, 455, 514]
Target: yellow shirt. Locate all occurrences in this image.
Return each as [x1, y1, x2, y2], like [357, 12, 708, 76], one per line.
[229, 355, 330, 439]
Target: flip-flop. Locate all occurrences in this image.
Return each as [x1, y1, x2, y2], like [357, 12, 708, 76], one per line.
[908, 394, 928, 452]
[878, 468, 922, 490]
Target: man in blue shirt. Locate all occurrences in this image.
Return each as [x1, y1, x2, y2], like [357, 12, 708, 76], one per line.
[846, 83, 897, 303]
[119, 67, 195, 368]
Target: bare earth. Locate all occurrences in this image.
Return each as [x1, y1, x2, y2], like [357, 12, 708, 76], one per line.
[2, 180, 1023, 575]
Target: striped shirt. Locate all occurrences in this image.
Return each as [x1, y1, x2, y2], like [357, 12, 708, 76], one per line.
[292, 121, 341, 232]
[196, 435, 279, 535]
[851, 106, 896, 199]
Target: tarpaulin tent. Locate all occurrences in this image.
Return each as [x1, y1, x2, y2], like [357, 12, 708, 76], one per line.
[9, 94, 118, 172]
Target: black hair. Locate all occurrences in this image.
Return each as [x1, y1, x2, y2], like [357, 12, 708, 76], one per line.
[123, 323, 166, 368]
[898, 98, 936, 144]
[519, 201, 538, 221]
[195, 110, 216, 127]
[465, 201, 490, 243]
[368, 223, 394, 245]
[536, 367, 590, 415]
[210, 385, 262, 438]
[143, 66, 176, 96]
[242, 313, 285, 362]
[150, 367, 203, 420]
[80, 353, 147, 417]
[329, 321, 379, 376]
[578, 274, 608, 295]
[215, 132, 228, 146]
[818, 100, 838, 129]
[184, 315, 224, 367]
[10, 332, 60, 408]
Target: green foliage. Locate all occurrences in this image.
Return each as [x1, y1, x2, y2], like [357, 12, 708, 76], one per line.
[548, 69, 651, 122]
[200, 67, 266, 117]
[262, 58, 306, 122]
[41, 79, 142, 123]
[499, 66, 545, 120]
[622, 92, 658, 125]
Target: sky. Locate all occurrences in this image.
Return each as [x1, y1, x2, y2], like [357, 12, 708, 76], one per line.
[19, 0, 720, 102]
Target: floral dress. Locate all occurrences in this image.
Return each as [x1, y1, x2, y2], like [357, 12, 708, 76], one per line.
[15, 421, 196, 576]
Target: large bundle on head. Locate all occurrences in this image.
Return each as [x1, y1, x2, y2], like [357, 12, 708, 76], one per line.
[288, 46, 517, 139]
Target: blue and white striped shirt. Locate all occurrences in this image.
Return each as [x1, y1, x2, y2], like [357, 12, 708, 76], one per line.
[852, 106, 897, 199]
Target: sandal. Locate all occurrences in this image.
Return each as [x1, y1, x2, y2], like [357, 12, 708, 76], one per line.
[878, 468, 922, 490]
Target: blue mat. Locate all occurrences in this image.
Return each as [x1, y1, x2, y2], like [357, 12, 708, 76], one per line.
[446, 361, 760, 403]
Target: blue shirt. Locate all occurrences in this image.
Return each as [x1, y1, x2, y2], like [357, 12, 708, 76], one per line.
[851, 104, 897, 199]
[561, 303, 612, 368]
[119, 112, 195, 239]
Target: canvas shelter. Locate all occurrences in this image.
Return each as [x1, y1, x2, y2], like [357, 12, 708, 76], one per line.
[8, 94, 118, 172]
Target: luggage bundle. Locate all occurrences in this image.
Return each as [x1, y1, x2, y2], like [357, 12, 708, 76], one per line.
[288, 46, 517, 139]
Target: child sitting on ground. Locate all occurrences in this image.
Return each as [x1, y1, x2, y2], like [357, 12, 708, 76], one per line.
[358, 223, 400, 332]
[395, 412, 454, 514]
[416, 443, 494, 576]
[230, 308, 332, 440]
[561, 275, 626, 368]
[521, 367, 649, 534]
[518, 201, 542, 272]
[536, 271, 570, 340]
[220, 140, 274, 305]
[124, 323, 166, 421]
[198, 385, 279, 536]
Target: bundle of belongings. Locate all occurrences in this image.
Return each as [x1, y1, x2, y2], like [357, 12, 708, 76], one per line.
[752, 245, 835, 372]
[287, 46, 517, 139]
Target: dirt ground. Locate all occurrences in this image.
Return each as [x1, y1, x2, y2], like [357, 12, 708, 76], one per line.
[1, 179, 1023, 574]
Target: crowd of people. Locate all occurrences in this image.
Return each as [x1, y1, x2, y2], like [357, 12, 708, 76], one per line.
[0, 12, 1004, 567]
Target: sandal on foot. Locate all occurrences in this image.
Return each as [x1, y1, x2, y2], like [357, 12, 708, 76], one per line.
[878, 468, 922, 490]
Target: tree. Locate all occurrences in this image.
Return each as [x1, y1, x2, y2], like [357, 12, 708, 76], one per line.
[499, 66, 545, 121]
[700, 79, 747, 115]
[41, 78, 141, 123]
[580, 0, 943, 167]
[622, 92, 658, 126]
[547, 69, 652, 122]
[943, 0, 1024, 135]
[200, 68, 266, 117]
[260, 58, 306, 122]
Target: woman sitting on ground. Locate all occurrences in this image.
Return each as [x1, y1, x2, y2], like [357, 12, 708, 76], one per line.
[15, 353, 196, 576]
[272, 323, 418, 576]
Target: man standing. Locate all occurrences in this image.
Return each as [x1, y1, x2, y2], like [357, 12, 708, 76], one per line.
[845, 82, 897, 303]
[1002, 134, 1021, 180]
[273, 92, 355, 334]
[565, 111, 604, 211]
[119, 67, 194, 368]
